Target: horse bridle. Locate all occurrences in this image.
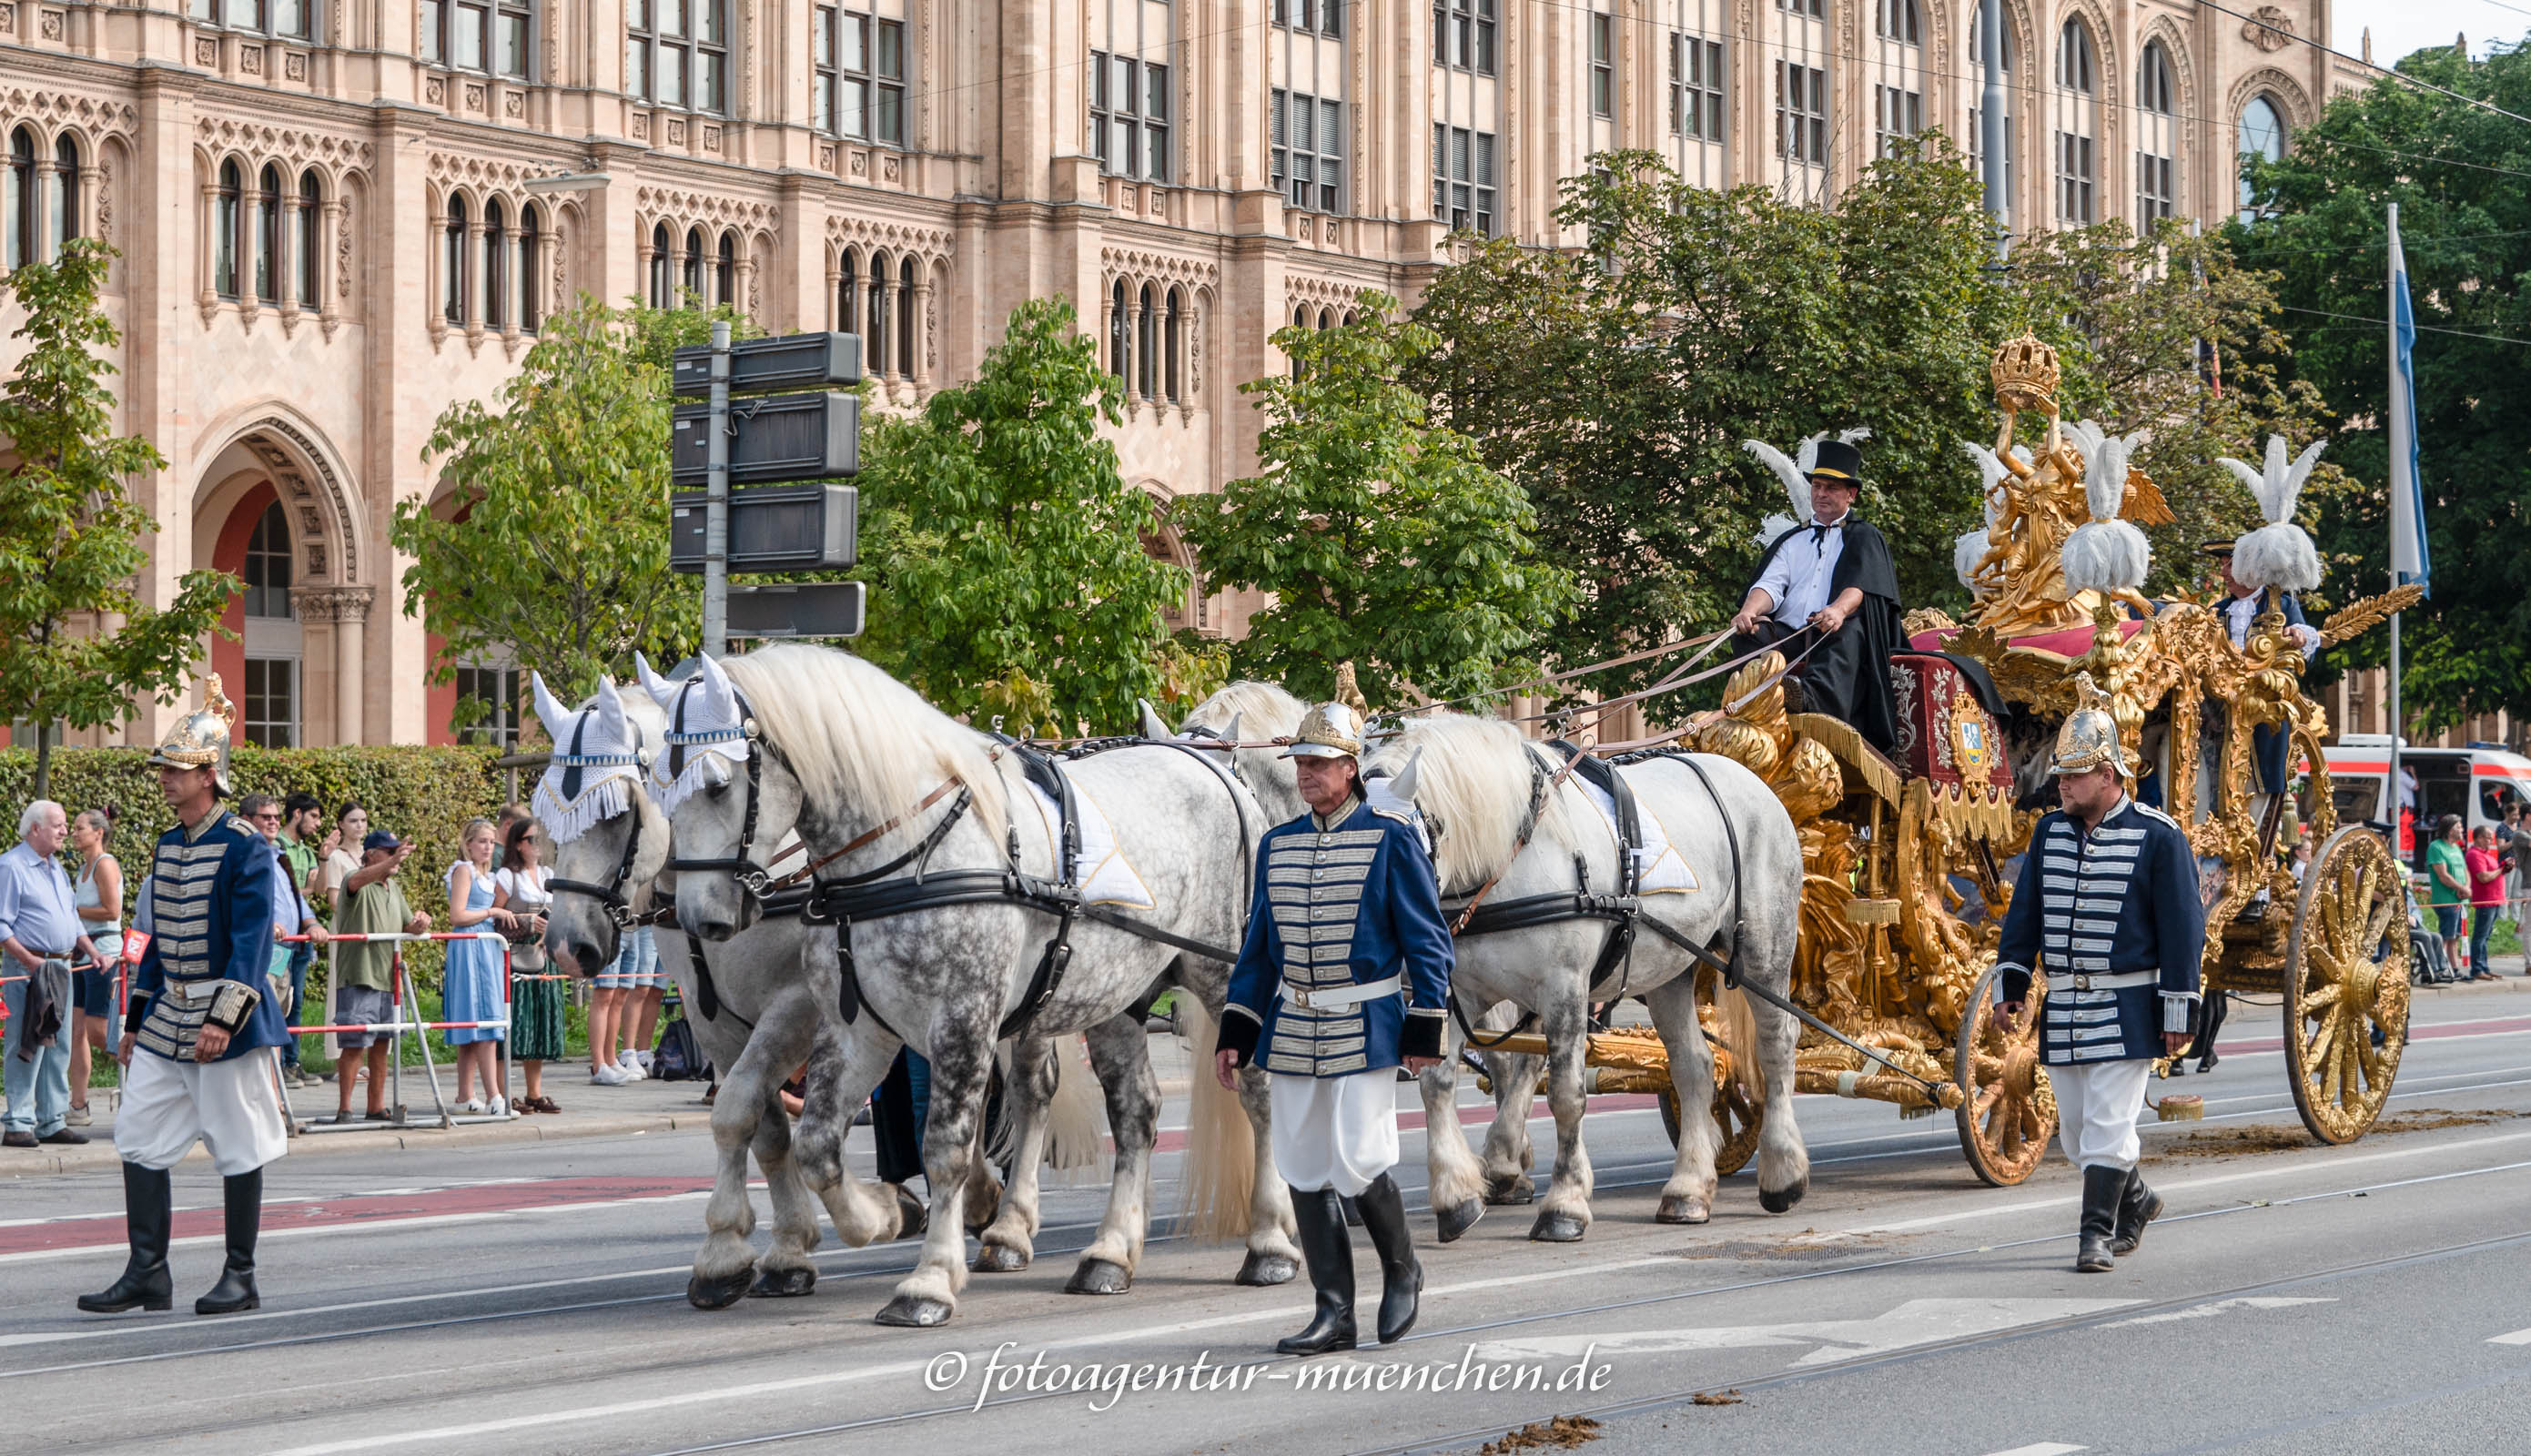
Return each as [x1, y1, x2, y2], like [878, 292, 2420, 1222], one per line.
[545, 712, 662, 931]
[656, 680, 788, 899]
[1178, 720, 1248, 788]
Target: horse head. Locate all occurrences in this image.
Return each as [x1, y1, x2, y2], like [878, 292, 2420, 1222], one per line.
[1179, 680, 1310, 825]
[532, 669, 672, 975]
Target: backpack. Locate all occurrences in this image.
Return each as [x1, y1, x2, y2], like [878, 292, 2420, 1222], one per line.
[653, 1015, 711, 1082]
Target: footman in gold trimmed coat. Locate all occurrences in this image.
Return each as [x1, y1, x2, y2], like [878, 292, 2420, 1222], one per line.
[1214, 700, 1455, 1355]
[79, 679, 290, 1317]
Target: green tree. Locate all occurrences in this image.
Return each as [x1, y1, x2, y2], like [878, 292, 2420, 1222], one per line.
[2232, 41, 2531, 728]
[853, 296, 1185, 732]
[392, 297, 744, 723]
[2006, 218, 2342, 600]
[1178, 294, 1578, 710]
[1410, 145, 2012, 703]
[0, 240, 235, 798]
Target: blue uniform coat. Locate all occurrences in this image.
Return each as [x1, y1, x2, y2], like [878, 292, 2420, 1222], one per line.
[1219, 795, 1455, 1077]
[1995, 795, 2205, 1065]
[127, 808, 288, 1061]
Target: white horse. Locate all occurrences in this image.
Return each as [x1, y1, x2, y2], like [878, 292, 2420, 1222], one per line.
[531, 676, 907, 1309]
[1362, 715, 1813, 1240]
[656, 645, 1291, 1326]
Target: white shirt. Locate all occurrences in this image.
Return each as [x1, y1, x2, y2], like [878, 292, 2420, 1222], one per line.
[2220, 591, 2318, 660]
[1753, 511, 1852, 628]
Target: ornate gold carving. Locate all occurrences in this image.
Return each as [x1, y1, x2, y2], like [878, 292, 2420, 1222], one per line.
[2319, 583, 2425, 648]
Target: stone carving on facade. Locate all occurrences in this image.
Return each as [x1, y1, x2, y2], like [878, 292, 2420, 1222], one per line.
[239, 45, 263, 76]
[818, 143, 836, 171]
[2243, 5, 2293, 50]
[289, 584, 374, 622]
[704, 124, 722, 153]
[95, 164, 110, 247]
[39, 5, 61, 39]
[426, 76, 446, 106]
[632, 112, 651, 140]
[504, 90, 523, 118]
[196, 117, 372, 171]
[284, 50, 306, 81]
[197, 35, 219, 66]
[241, 420, 359, 582]
[666, 116, 685, 146]
[826, 211, 951, 258]
[0, 6, 15, 37]
[464, 82, 487, 112]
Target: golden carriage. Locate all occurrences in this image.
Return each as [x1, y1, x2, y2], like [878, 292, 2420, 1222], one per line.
[1524, 337, 2422, 1185]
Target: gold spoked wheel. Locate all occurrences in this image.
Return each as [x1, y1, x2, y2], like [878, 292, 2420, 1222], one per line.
[1655, 1054, 1765, 1178]
[1956, 962, 2058, 1187]
[2285, 825, 2412, 1144]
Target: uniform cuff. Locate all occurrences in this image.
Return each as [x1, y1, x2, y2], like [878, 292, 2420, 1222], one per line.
[1996, 962, 2031, 1006]
[2161, 992, 2199, 1035]
[1401, 1008, 1446, 1060]
[123, 994, 149, 1037]
[1216, 1005, 1261, 1068]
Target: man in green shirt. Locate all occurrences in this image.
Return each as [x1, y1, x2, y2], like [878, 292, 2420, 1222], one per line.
[329, 832, 430, 1124]
[2426, 814, 2470, 980]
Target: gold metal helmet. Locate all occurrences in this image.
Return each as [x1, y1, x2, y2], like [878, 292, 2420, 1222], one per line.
[148, 674, 238, 794]
[2049, 672, 2126, 780]
[1280, 700, 1365, 761]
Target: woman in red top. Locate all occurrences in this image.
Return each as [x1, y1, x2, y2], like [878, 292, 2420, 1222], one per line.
[2465, 827, 2508, 982]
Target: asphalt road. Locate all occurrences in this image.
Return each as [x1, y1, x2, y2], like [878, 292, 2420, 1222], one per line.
[4, 982, 2527, 1456]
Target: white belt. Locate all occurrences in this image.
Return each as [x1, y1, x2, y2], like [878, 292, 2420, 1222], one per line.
[2045, 969, 2156, 992]
[1281, 975, 1402, 1011]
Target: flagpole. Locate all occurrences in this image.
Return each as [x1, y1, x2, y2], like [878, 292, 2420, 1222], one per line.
[2387, 202, 2404, 852]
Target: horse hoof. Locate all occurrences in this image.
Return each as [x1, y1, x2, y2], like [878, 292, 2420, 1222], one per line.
[746, 1265, 817, 1299]
[1758, 1177, 1810, 1214]
[1528, 1209, 1587, 1243]
[1235, 1250, 1299, 1287]
[971, 1242, 1031, 1274]
[875, 1294, 956, 1328]
[1656, 1194, 1711, 1225]
[893, 1187, 928, 1240]
[1483, 1177, 1534, 1208]
[1065, 1258, 1133, 1296]
[1434, 1198, 1485, 1244]
[686, 1269, 754, 1310]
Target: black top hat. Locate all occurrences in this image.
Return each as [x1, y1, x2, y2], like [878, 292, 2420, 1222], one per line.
[1807, 439, 1864, 483]
[2200, 539, 2237, 558]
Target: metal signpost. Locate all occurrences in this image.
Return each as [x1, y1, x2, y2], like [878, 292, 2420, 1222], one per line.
[671, 328, 866, 652]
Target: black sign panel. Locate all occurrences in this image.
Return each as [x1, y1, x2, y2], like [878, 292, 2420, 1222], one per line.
[671, 392, 860, 486]
[672, 332, 863, 398]
[724, 581, 866, 640]
[669, 484, 856, 574]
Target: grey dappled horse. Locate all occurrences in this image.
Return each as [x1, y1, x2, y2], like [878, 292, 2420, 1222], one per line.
[655, 645, 1291, 1327]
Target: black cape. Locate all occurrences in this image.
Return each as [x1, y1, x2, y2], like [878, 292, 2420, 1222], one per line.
[1738, 517, 1906, 753]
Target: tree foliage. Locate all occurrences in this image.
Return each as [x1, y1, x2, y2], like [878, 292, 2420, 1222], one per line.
[853, 296, 1187, 733]
[2232, 41, 2531, 728]
[0, 240, 236, 798]
[1177, 296, 1578, 711]
[393, 297, 742, 720]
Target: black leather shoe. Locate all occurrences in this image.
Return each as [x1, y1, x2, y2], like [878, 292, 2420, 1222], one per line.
[2, 1130, 36, 1148]
[39, 1127, 90, 1145]
[1352, 1173, 1424, 1344]
[1275, 1187, 1357, 1356]
[78, 1163, 174, 1313]
[196, 1168, 264, 1315]
[2075, 1164, 2123, 1273]
[2110, 1168, 2163, 1257]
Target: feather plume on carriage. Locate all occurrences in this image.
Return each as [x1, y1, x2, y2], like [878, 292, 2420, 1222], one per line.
[2061, 426, 2155, 606]
[2216, 435, 2328, 594]
[1953, 441, 2026, 593]
[1745, 427, 1870, 550]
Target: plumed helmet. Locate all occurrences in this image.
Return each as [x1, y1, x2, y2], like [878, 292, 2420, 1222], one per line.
[147, 674, 237, 795]
[1281, 701, 1365, 761]
[2050, 673, 2126, 780]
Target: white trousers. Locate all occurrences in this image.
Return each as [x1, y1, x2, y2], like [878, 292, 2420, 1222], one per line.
[1269, 1070, 1400, 1197]
[115, 1047, 289, 1177]
[2050, 1057, 2151, 1172]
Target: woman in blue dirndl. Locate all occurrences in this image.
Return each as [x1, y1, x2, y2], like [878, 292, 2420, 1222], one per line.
[440, 818, 516, 1116]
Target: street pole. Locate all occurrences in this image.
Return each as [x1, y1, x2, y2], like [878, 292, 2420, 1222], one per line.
[2385, 203, 2404, 853]
[1979, 0, 2007, 258]
[703, 318, 731, 658]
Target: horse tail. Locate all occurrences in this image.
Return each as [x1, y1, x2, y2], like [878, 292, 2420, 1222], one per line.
[1042, 1035, 1109, 1185]
[1171, 993, 1257, 1240]
[1701, 965, 1764, 1103]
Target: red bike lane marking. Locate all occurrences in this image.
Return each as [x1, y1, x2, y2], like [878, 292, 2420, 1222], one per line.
[0, 1176, 714, 1258]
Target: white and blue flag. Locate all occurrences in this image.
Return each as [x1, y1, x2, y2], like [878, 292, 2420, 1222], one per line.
[2387, 204, 2431, 599]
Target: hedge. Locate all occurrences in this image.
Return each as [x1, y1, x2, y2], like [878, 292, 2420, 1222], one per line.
[0, 744, 511, 995]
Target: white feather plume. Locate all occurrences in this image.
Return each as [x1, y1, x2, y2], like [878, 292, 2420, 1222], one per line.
[2217, 435, 2328, 593]
[2060, 427, 2151, 595]
[1952, 442, 2015, 592]
[1741, 438, 1812, 525]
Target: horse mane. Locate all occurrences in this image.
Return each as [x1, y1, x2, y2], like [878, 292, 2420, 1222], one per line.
[1372, 714, 1577, 893]
[1179, 680, 1307, 737]
[717, 643, 1009, 837]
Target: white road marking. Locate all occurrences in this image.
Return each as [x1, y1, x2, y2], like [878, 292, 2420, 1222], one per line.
[1979, 1444, 2088, 1456]
[2100, 1296, 2334, 1328]
[0, 1191, 715, 1267]
[1470, 1297, 2134, 1365]
[2489, 1327, 2531, 1345]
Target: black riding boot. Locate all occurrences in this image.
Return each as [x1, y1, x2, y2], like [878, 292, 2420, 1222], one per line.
[2110, 1167, 2163, 1257]
[1275, 1187, 1357, 1356]
[2075, 1164, 2123, 1273]
[1352, 1173, 1423, 1344]
[77, 1162, 174, 1313]
[195, 1169, 264, 1315]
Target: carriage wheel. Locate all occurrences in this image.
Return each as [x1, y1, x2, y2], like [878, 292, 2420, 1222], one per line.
[1656, 1065, 1765, 1177]
[2285, 826, 2411, 1145]
[1955, 962, 2057, 1187]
